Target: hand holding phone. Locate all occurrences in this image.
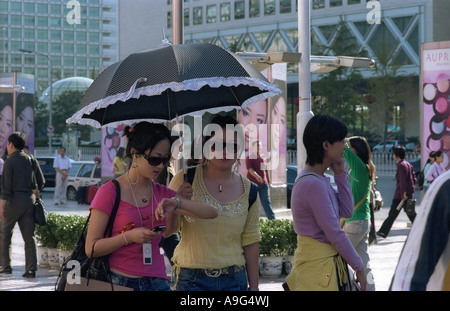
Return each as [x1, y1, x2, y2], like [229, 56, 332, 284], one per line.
[152, 225, 167, 232]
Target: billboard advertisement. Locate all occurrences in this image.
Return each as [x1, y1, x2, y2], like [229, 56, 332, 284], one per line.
[421, 41, 450, 170]
[0, 73, 35, 156]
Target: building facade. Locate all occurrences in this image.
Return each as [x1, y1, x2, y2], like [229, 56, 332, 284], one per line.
[0, 0, 119, 94]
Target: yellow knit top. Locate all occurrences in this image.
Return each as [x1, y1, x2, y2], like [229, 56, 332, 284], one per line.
[168, 165, 261, 269]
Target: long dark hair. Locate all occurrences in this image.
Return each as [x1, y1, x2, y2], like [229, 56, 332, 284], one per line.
[348, 136, 376, 182]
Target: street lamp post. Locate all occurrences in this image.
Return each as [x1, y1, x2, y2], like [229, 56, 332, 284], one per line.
[19, 49, 53, 154]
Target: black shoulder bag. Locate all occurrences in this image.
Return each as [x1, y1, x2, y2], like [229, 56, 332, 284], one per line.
[55, 179, 121, 291]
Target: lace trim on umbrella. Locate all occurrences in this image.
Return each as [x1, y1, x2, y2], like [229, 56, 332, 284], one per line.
[66, 77, 281, 128]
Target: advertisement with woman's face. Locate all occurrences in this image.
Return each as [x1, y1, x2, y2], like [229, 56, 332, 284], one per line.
[16, 93, 35, 151]
[237, 98, 268, 177]
[102, 124, 127, 178]
[0, 93, 13, 157]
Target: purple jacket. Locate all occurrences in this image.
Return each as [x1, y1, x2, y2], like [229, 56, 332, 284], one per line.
[290, 171, 363, 272]
[394, 159, 416, 200]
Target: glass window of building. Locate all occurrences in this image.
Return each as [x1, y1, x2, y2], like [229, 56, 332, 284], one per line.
[313, 0, 325, 9]
[51, 43, 62, 53]
[77, 57, 87, 67]
[64, 43, 74, 54]
[0, 14, 7, 24]
[167, 11, 171, 29]
[89, 7, 100, 17]
[89, 19, 100, 29]
[50, 4, 61, 15]
[24, 42, 35, 52]
[24, 2, 34, 13]
[51, 30, 62, 40]
[76, 44, 87, 54]
[89, 44, 100, 54]
[77, 31, 87, 42]
[249, 0, 260, 18]
[10, 28, 21, 38]
[24, 29, 35, 40]
[64, 56, 74, 66]
[0, 2, 8, 12]
[184, 8, 189, 26]
[37, 16, 48, 27]
[64, 31, 75, 41]
[193, 7, 202, 25]
[24, 16, 35, 26]
[280, 0, 291, 13]
[235, 1, 245, 20]
[264, 0, 275, 16]
[220, 3, 231, 22]
[37, 55, 47, 66]
[207, 5, 216, 23]
[10, 15, 21, 25]
[89, 57, 100, 67]
[51, 55, 61, 66]
[50, 17, 61, 27]
[37, 29, 48, 40]
[10, 2, 21, 12]
[11, 53, 21, 65]
[24, 67, 34, 75]
[24, 55, 35, 65]
[10, 41, 21, 52]
[37, 42, 48, 53]
[38, 68, 48, 79]
[330, 0, 342, 7]
[348, 0, 361, 4]
[37, 3, 48, 14]
[64, 69, 74, 78]
[89, 32, 100, 42]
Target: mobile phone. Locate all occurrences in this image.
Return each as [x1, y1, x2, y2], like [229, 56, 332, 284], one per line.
[152, 225, 167, 232]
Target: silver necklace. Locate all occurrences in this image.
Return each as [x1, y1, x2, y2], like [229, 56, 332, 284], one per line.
[128, 178, 155, 228]
[126, 173, 152, 202]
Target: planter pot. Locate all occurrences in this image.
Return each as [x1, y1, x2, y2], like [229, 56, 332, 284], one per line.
[37, 246, 49, 267]
[47, 248, 60, 269]
[259, 256, 283, 278]
[284, 255, 295, 275]
[58, 249, 71, 267]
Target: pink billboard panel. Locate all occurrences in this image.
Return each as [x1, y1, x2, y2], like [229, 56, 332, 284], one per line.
[421, 41, 450, 170]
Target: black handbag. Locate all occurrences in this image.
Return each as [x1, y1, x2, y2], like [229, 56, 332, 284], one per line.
[55, 180, 121, 291]
[404, 199, 416, 219]
[34, 196, 47, 226]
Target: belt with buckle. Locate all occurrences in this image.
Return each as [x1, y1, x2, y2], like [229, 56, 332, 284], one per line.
[203, 266, 244, 278]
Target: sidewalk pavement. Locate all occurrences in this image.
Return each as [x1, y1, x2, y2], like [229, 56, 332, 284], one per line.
[0, 185, 411, 291]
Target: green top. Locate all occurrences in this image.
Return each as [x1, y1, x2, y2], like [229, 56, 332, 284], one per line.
[343, 147, 372, 222]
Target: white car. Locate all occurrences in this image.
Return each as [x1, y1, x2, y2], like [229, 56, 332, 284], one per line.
[372, 140, 399, 152]
[65, 161, 101, 201]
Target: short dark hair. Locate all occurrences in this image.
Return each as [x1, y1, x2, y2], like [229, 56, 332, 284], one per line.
[8, 132, 25, 150]
[393, 145, 406, 159]
[303, 114, 347, 165]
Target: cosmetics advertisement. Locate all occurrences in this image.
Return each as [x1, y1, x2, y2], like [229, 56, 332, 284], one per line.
[422, 41, 450, 170]
[101, 124, 126, 178]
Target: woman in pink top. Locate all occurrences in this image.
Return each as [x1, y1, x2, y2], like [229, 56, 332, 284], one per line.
[85, 122, 217, 291]
[286, 114, 366, 291]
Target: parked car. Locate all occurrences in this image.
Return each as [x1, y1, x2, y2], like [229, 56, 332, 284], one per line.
[36, 157, 56, 188]
[286, 165, 383, 210]
[65, 161, 101, 201]
[372, 140, 399, 152]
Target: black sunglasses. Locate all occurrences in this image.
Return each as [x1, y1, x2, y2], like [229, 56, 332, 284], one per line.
[140, 153, 171, 166]
[210, 141, 240, 153]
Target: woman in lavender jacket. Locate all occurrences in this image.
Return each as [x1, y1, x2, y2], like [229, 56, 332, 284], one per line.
[285, 114, 366, 291]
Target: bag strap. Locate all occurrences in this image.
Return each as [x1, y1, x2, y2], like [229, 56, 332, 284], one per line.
[104, 179, 121, 238]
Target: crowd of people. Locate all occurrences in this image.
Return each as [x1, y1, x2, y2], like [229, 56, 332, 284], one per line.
[0, 112, 448, 291]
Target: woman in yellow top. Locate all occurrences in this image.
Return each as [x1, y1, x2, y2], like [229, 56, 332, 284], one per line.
[113, 147, 125, 178]
[166, 115, 260, 291]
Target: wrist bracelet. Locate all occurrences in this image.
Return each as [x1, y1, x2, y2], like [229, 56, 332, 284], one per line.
[122, 232, 129, 246]
[174, 197, 180, 211]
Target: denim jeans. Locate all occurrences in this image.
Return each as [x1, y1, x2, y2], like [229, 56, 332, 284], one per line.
[174, 267, 247, 291]
[110, 271, 171, 291]
[258, 184, 275, 219]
